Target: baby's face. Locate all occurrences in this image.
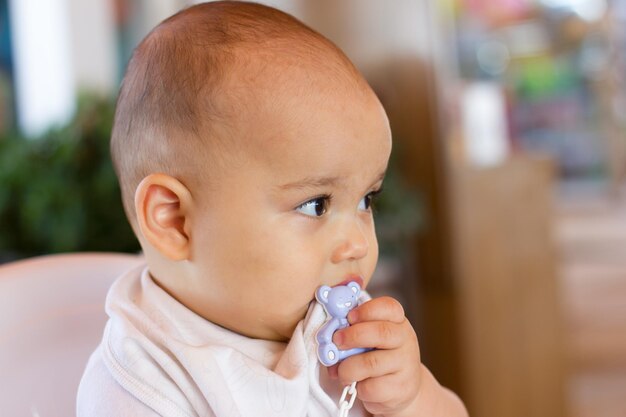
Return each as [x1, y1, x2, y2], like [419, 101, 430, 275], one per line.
[189, 72, 391, 342]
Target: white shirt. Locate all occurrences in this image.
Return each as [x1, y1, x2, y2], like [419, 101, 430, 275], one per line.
[77, 265, 368, 417]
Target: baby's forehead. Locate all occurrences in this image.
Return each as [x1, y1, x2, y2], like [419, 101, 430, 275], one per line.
[220, 75, 389, 178]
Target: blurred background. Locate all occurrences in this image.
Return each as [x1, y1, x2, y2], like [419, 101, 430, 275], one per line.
[0, 0, 624, 416]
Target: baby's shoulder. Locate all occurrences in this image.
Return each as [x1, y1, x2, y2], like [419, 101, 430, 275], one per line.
[76, 346, 162, 417]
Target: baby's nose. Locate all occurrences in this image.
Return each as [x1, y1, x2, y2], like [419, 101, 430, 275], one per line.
[330, 217, 369, 263]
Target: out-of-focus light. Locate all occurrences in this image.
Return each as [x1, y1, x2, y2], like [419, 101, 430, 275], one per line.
[9, 0, 76, 138]
[476, 40, 510, 76]
[461, 82, 510, 167]
[502, 21, 550, 57]
[539, 0, 607, 22]
[579, 33, 609, 80]
[573, 0, 607, 21]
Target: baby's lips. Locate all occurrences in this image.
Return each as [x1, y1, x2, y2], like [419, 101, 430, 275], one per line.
[335, 275, 364, 288]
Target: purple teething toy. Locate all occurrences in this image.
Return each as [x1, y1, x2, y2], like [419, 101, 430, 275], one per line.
[315, 281, 371, 366]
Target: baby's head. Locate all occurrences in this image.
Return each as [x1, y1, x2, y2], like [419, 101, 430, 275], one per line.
[111, 1, 391, 341]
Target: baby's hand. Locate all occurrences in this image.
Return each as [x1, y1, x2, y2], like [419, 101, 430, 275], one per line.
[330, 296, 422, 417]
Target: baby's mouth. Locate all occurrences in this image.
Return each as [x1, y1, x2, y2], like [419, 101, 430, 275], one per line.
[335, 275, 364, 289]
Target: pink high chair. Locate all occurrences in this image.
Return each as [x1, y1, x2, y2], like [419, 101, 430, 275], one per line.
[0, 252, 143, 417]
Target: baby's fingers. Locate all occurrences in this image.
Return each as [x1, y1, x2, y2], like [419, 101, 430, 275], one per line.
[348, 296, 405, 324]
[334, 320, 407, 350]
[337, 349, 400, 385]
[358, 373, 418, 415]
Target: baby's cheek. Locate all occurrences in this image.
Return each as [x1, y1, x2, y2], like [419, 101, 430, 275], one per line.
[364, 239, 379, 283]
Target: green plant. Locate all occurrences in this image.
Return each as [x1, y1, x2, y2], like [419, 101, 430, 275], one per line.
[0, 94, 140, 259]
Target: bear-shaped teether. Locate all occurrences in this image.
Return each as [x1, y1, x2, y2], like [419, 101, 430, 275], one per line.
[315, 282, 370, 366]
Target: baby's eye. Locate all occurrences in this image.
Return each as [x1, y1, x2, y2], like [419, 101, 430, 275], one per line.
[296, 196, 330, 217]
[358, 189, 383, 212]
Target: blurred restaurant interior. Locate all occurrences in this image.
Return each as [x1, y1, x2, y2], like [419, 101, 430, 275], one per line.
[0, 0, 625, 416]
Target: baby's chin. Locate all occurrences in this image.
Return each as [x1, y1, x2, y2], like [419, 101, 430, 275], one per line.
[259, 302, 312, 342]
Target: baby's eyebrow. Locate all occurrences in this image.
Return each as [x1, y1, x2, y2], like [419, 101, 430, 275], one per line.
[278, 169, 387, 191]
[278, 176, 342, 190]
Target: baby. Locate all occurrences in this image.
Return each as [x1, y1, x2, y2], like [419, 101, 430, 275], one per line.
[77, 2, 467, 417]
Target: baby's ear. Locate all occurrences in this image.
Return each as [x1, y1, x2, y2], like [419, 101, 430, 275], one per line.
[347, 282, 361, 296]
[316, 285, 332, 304]
[134, 173, 193, 261]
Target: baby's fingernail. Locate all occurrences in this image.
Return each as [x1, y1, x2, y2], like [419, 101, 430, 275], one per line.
[348, 310, 358, 323]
